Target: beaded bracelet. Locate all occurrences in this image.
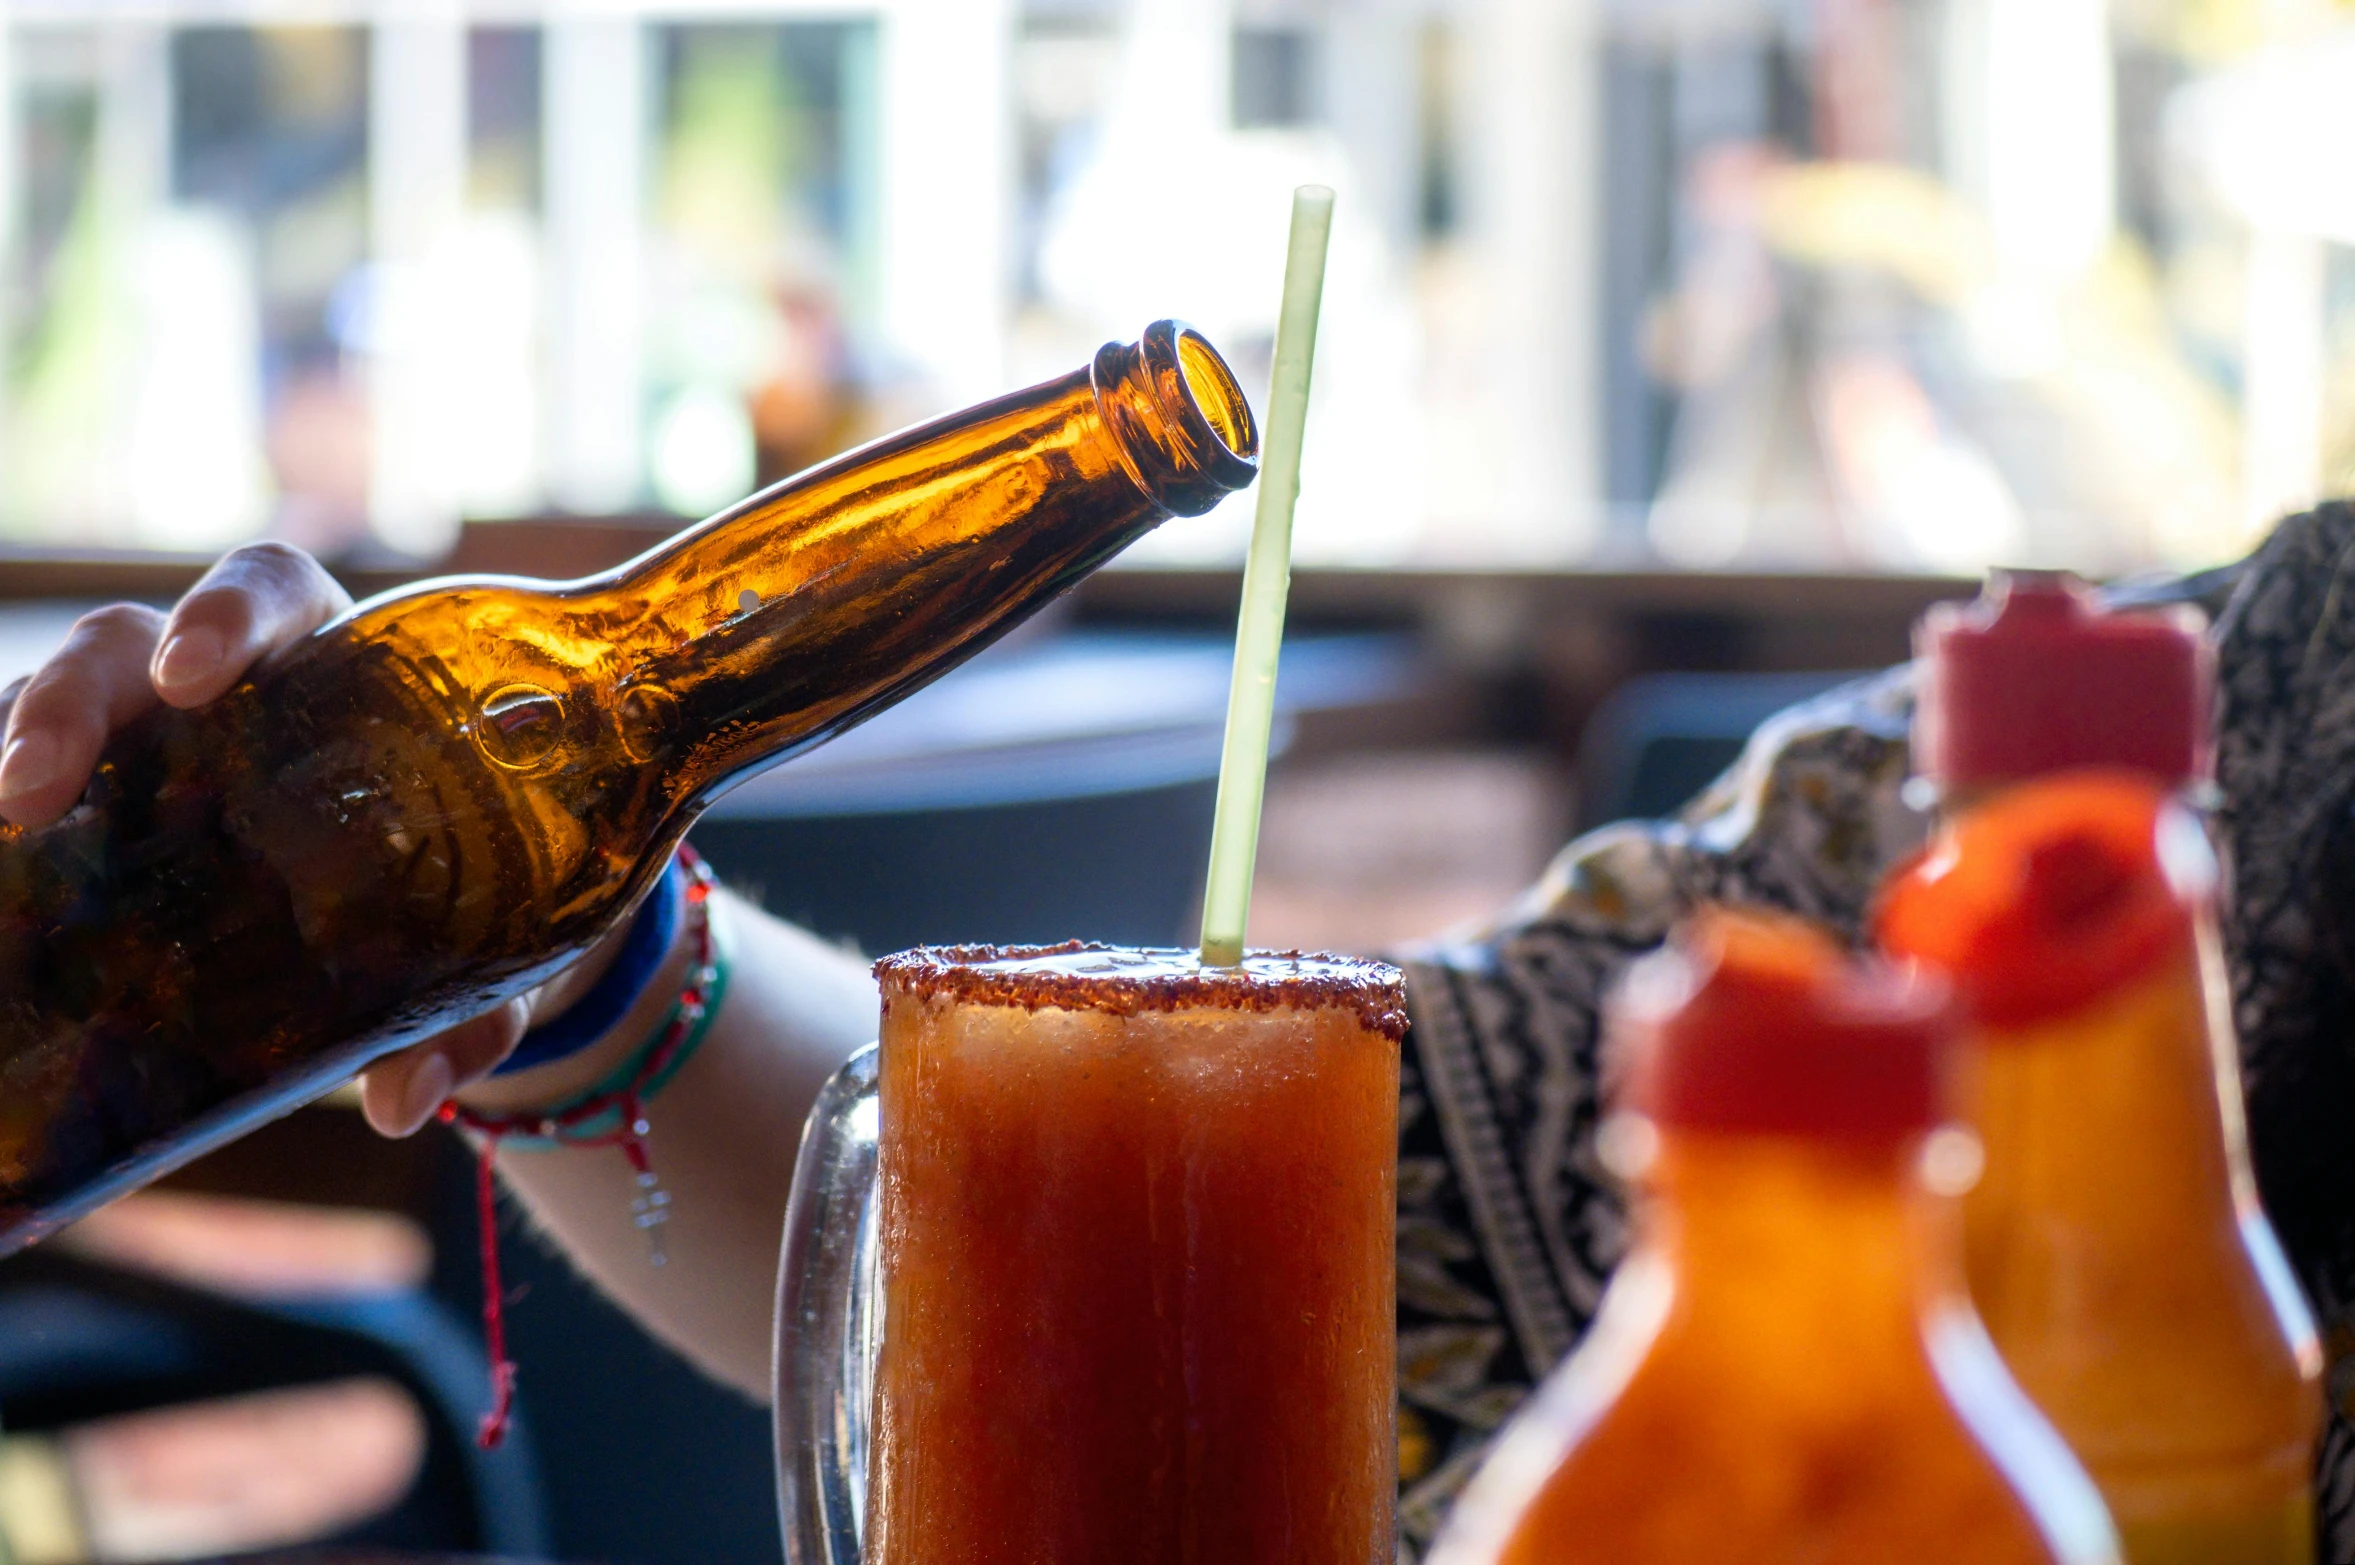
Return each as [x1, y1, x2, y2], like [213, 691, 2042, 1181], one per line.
[438, 846, 731, 1449]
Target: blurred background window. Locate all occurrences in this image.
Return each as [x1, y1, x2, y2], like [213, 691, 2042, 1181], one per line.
[5, 0, 2355, 574]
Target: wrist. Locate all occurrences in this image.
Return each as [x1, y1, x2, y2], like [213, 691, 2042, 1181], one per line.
[496, 853, 691, 1078]
[454, 939, 692, 1116]
[526, 923, 642, 1034]
[440, 850, 727, 1450]
[456, 854, 701, 1116]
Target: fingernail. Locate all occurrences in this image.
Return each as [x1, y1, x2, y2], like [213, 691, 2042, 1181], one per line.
[0, 733, 59, 803]
[154, 628, 226, 692]
[395, 1054, 455, 1137]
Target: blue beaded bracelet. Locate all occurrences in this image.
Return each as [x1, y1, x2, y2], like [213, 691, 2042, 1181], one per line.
[492, 854, 687, 1077]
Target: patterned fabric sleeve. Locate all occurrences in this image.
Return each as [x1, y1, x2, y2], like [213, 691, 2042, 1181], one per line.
[2210, 502, 2355, 1555]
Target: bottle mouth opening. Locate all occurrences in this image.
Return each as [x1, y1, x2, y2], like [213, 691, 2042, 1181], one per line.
[1092, 321, 1261, 515]
[1174, 329, 1258, 465]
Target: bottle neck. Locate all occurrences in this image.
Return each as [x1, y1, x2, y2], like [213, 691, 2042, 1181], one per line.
[588, 328, 1255, 807]
[1964, 936, 2260, 1257]
[1638, 1130, 1962, 1354]
[1926, 777, 2251, 1233]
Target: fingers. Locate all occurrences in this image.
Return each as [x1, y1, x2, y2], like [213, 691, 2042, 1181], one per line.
[358, 1000, 530, 1139]
[0, 543, 351, 831]
[152, 541, 353, 709]
[0, 605, 169, 829]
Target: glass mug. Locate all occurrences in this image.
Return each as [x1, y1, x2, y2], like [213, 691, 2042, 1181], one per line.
[775, 943, 1405, 1565]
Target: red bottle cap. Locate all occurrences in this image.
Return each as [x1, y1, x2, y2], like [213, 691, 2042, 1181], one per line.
[1876, 771, 2207, 1030]
[1613, 910, 1954, 1140]
[1915, 572, 2212, 790]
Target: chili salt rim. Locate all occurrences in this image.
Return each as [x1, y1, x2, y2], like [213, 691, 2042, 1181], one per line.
[873, 940, 1409, 1040]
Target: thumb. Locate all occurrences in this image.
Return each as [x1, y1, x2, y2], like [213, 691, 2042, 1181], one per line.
[359, 999, 530, 1138]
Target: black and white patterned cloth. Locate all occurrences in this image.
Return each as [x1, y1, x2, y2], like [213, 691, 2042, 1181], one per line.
[1392, 504, 2355, 1559]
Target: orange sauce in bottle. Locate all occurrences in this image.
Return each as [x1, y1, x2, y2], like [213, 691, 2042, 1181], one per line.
[1880, 772, 2322, 1564]
[1430, 912, 2120, 1565]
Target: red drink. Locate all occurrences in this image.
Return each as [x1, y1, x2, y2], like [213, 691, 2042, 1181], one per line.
[868, 944, 1404, 1565]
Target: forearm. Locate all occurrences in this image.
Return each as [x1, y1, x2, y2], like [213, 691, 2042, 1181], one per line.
[457, 889, 877, 1401]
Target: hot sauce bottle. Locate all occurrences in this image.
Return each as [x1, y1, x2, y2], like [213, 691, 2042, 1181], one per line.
[1893, 574, 2323, 1563]
[1879, 775, 2321, 1563]
[1427, 911, 2120, 1565]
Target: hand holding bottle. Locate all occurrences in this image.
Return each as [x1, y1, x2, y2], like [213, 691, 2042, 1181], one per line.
[0, 542, 628, 1140]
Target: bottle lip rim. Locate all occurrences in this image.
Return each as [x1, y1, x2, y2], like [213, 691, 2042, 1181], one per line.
[1159, 321, 1261, 472]
[1093, 321, 1261, 513]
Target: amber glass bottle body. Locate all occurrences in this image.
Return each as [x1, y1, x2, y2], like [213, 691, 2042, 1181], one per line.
[0, 323, 1257, 1250]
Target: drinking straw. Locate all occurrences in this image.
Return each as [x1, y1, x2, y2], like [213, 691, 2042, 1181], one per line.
[1199, 184, 1335, 968]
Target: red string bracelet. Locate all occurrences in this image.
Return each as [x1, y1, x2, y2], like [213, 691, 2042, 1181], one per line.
[439, 846, 726, 1449]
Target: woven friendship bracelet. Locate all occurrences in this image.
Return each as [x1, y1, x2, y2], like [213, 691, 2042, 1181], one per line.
[438, 845, 730, 1448]
[465, 911, 729, 1148]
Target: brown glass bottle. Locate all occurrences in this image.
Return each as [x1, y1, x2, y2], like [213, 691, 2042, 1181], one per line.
[0, 321, 1258, 1253]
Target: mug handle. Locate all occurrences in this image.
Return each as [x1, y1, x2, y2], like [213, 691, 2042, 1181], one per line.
[774, 1044, 881, 1565]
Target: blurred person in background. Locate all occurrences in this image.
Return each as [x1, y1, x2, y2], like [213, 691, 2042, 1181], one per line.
[20, 500, 2355, 1557]
[749, 272, 868, 488]
[1641, 136, 2239, 576]
[264, 355, 376, 563]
